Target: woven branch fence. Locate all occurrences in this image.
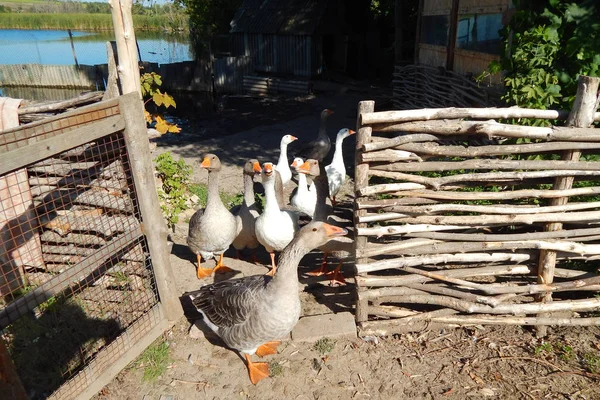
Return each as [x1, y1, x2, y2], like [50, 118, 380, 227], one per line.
[392, 64, 502, 110]
[354, 75, 600, 336]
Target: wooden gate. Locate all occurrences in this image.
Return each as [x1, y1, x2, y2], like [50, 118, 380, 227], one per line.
[0, 92, 182, 399]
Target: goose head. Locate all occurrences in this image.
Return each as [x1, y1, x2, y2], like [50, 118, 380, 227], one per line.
[261, 162, 275, 181]
[297, 159, 320, 177]
[243, 159, 261, 177]
[336, 128, 356, 140]
[281, 134, 298, 146]
[201, 153, 222, 172]
[321, 109, 334, 120]
[290, 157, 304, 171]
[295, 221, 347, 250]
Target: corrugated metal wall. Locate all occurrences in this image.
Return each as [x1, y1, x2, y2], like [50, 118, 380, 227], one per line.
[0, 64, 102, 89]
[231, 33, 321, 77]
[213, 56, 253, 93]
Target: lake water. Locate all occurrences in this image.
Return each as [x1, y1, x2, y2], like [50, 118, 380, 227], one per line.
[0, 29, 194, 66]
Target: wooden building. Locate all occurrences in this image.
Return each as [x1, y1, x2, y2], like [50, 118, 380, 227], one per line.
[415, 0, 512, 84]
[228, 0, 351, 79]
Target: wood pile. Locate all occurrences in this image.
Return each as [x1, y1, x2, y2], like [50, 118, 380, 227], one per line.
[354, 76, 600, 336]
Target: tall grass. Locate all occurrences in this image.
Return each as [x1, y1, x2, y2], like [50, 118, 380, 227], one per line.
[0, 12, 188, 31]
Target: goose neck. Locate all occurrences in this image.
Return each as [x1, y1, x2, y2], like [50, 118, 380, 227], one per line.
[243, 173, 255, 206]
[263, 177, 281, 214]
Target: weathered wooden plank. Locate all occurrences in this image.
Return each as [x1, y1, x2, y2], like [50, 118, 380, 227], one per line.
[370, 158, 600, 172]
[44, 212, 139, 237]
[0, 116, 125, 176]
[119, 93, 183, 320]
[40, 231, 107, 246]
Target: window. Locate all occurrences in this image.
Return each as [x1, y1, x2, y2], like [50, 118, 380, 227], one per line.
[456, 13, 503, 54]
[420, 15, 449, 47]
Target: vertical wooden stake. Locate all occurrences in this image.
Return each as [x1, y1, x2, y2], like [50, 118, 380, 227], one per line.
[109, 0, 142, 96]
[446, 0, 460, 70]
[103, 41, 121, 100]
[536, 75, 600, 337]
[119, 93, 183, 321]
[354, 100, 374, 324]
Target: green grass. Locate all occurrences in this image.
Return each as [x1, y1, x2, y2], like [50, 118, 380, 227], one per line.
[583, 353, 600, 374]
[188, 183, 244, 209]
[313, 338, 336, 355]
[0, 12, 184, 31]
[135, 339, 170, 383]
[268, 361, 283, 377]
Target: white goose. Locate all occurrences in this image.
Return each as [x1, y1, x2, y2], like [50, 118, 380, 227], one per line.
[290, 157, 317, 218]
[325, 128, 355, 206]
[275, 134, 298, 187]
[255, 162, 299, 275]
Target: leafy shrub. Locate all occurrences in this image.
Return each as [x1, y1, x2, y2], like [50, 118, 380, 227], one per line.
[154, 152, 192, 229]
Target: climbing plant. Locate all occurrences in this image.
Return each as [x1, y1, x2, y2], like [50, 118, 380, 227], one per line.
[489, 0, 599, 122]
[140, 72, 181, 134]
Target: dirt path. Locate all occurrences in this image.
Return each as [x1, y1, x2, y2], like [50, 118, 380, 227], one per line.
[94, 90, 600, 400]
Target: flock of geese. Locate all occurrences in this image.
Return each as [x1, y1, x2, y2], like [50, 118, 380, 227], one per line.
[184, 109, 356, 384]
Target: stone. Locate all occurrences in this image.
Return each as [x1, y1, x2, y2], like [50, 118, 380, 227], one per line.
[291, 312, 356, 342]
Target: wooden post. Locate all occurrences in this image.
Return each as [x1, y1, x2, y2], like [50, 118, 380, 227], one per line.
[103, 41, 121, 100]
[445, 0, 460, 70]
[413, 0, 424, 63]
[119, 93, 183, 321]
[67, 29, 79, 68]
[354, 101, 375, 324]
[536, 75, 600, 337]
[394, 0, 403, 64]
[0, 338, 28, 400]
[109, 0, 142, 96]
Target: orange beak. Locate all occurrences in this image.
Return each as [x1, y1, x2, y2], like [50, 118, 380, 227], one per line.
[326, 109, 334, 115]
[298, 161, 311, 173]
[253, 161, 262, 173]
[290, 135, 298, 141]
[263, 163, 273, 175]
[323, 223, 347, 237]
[201, 157, 210, 168]
[349, 129, 356, 135]
[291, 159, 299, 168]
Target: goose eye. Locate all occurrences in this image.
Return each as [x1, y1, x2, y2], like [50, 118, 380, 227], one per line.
[312, 228, 317, 232]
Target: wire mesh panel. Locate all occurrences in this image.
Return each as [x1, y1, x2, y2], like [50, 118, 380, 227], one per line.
[0, 94, 178, 399]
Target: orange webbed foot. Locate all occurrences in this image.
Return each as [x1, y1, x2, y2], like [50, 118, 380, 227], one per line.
[214, 254, 233, 274]
[307, 254, 329, 276]
[245, 354, 270, 384]
[195, 254, 214, 279]
[327, 262, 346, 286]
[265, 266, 277, 277]
[197, 267, 214, 279]
[256, 341, 281, 357]
[214, 264, 233, 274]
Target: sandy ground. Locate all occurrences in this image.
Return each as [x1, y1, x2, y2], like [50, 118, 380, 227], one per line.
[93, 89, 600, 400]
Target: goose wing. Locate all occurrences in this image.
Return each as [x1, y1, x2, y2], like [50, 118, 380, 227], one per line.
[190, 275, 270, 328]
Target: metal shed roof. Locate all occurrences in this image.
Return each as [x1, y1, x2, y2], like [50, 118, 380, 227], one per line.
[229, 0, 328, 35]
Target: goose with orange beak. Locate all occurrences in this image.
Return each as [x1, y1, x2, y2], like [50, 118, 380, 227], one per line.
[255, 162, 299, 276]
[290, 157, 317, 217]
[187, 154, 240, 278]
[275, 134, 298, 187]
[188, 221, 347, 384]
